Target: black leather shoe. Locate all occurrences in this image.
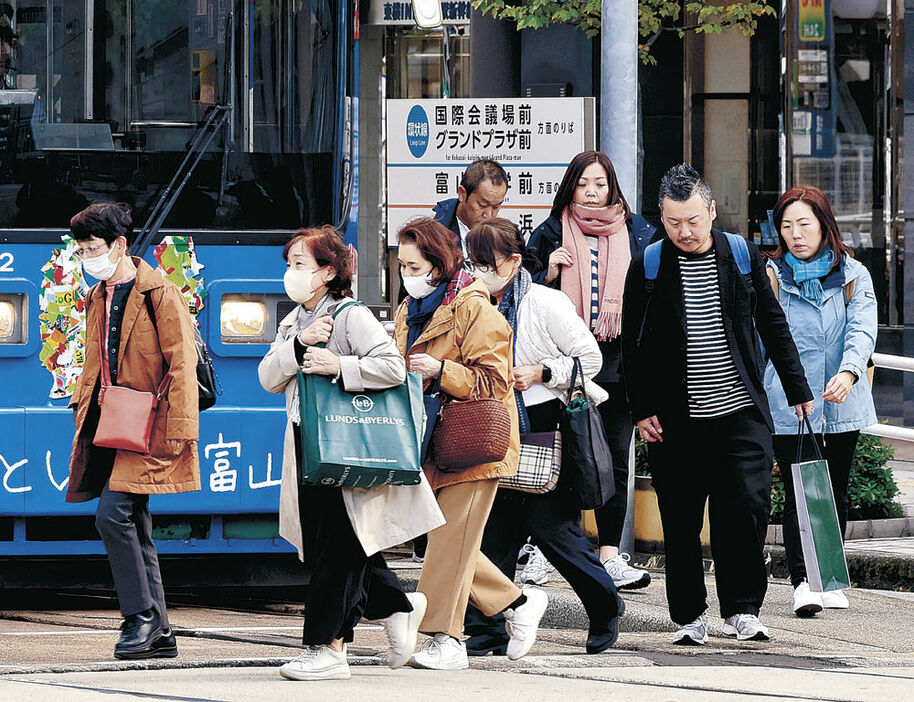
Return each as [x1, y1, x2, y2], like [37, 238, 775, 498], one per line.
[148, 629, 178, 658]
[586, 595, 626, 654]
[114, 608, 164, 659]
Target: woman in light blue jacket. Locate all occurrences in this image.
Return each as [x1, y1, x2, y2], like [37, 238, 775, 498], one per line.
[764, 186, 877, 618]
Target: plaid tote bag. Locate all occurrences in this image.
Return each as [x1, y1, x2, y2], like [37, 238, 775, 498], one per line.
[501, 430, 562, 494]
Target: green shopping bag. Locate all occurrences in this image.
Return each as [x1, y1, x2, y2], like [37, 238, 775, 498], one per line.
[790, 416, 851, 593]
[297, 370, 425, 488]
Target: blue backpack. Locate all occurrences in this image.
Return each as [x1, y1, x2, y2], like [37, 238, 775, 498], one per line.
[643, 231, 752, 289]
[636, 232, 753, 347]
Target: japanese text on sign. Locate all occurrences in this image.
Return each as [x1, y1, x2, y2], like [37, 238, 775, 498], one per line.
[386, 98, 595, 245]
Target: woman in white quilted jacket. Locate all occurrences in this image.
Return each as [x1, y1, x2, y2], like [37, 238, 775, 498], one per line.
[463, 217, 625, 655]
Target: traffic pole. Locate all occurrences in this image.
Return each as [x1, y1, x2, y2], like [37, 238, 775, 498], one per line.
[601, 0, 639, 557]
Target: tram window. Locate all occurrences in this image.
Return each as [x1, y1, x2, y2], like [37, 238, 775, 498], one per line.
[0, 1, 338, 231]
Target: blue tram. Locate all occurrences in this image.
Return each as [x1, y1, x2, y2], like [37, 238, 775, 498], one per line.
[0, 0, 358, 567]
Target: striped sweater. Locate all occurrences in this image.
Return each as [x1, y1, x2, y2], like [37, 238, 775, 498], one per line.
[678, 248, 754, 419]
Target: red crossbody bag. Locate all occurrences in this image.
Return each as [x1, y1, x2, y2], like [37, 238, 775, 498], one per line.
[92, 318, 171, 454]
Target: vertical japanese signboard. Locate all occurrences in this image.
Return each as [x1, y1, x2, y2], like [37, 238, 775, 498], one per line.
[798, 0, 827, 42]
[792, 0, 834, 159]
[385, 98, 595, 245]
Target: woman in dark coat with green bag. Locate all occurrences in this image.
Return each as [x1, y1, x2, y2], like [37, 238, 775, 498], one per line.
[258, 226, 444, 682]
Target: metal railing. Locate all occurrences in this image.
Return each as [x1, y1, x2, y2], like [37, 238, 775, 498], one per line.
[864, 353, 914, 442]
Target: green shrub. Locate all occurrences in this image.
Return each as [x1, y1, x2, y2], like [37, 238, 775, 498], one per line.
[635, 436, 650, 476]
[769, 433, 904, 524]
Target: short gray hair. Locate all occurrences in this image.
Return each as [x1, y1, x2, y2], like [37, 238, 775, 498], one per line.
[657, 163, 713, 210]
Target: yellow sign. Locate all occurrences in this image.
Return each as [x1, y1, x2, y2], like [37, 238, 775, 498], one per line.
[798, 0, 827, 43]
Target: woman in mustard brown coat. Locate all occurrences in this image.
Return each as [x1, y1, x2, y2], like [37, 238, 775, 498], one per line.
[66, 203, 199, 661]
[393, 217, 548, 670]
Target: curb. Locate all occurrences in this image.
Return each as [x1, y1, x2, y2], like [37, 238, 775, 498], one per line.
[393, 567, 673, 636]
[766, 517, 914, 545]
[765, 545, 914, 591]
[0, 655, 386, 677]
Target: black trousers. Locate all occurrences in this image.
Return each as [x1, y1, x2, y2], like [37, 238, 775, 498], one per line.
[648, 407, 773, 625]
[773, 430, 858, 588]
[299, 484, 412, 645]
[95, 481, 169, 628]
[591, 383, 635, 548]
[464, 400, 621, 648]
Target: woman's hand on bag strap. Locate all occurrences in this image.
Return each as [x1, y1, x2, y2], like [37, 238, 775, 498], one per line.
[301, 346, 342, 378]
[297, 315, 333, 347]
[794, 399, 816, 419]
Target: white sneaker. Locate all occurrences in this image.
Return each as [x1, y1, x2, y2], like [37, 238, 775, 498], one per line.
[722, 614, 770, 641]
[503, 587, 548, 660]
[519, 544, 555, 586]
[408, 634, 469, 670]
[793, 580, 823, 618]
[822, 589, 849, 609]
[279, 644, 350, 680]
[383, 592, 427, 669]
[410, 551, 425, 564]
[603, 553, 651, 590]
[671, 613, 708, 645]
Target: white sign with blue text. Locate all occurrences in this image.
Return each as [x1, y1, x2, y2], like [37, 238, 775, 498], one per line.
[386, 98, 595, 246]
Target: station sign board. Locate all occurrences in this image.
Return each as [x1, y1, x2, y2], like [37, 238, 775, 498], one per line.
[385, 97, 595, 246]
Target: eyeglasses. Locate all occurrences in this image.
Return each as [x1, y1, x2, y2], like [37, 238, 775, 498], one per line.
[471, 258, 507, 274]
[74, 244, 109, 260]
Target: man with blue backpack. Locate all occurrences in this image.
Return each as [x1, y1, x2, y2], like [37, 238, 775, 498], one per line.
[621, 164, 813, 646]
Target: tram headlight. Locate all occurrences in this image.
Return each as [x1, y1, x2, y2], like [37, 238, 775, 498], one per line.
[0, 301, 14, 338]
[0, 294, 25, 343]
[221, 298, 267, 340]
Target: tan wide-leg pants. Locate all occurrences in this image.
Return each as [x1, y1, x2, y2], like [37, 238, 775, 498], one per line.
[418, 478, 522, 638]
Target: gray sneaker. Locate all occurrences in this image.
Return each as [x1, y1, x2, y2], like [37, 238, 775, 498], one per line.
[519, 545, 555, 585]
[722, 613, 770, 641]
[603, 553, 651, 590]
[671, 613, 708, 645]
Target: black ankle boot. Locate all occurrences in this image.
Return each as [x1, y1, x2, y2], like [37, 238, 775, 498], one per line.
[115, 608, 164, 659]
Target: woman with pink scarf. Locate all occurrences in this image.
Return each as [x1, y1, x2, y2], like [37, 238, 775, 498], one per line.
[525, 151, 656, 591]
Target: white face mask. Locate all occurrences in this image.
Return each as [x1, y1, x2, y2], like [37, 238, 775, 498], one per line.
[402, 271, 438, 299]
[284, 267, 322, 304]
[473, 266, 513, 294]
[82, 248, 121, 281]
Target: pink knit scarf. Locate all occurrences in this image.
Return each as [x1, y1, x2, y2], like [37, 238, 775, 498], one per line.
[560, 202, 630, 341]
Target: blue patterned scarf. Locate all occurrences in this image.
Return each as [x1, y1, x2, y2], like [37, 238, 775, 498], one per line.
[785, 249, 835, 306]
[497, 267, 532, 433]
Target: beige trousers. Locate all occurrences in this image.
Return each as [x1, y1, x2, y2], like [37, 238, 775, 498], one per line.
[418, 478, 522, 638]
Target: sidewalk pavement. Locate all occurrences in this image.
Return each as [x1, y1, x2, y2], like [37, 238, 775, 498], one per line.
[2, 570, 913, 700]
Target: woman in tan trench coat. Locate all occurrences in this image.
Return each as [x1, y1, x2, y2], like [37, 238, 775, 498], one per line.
[258, 226, 444, 682]
[393, 217, 549, 670]
[66, 203, 199, 661]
